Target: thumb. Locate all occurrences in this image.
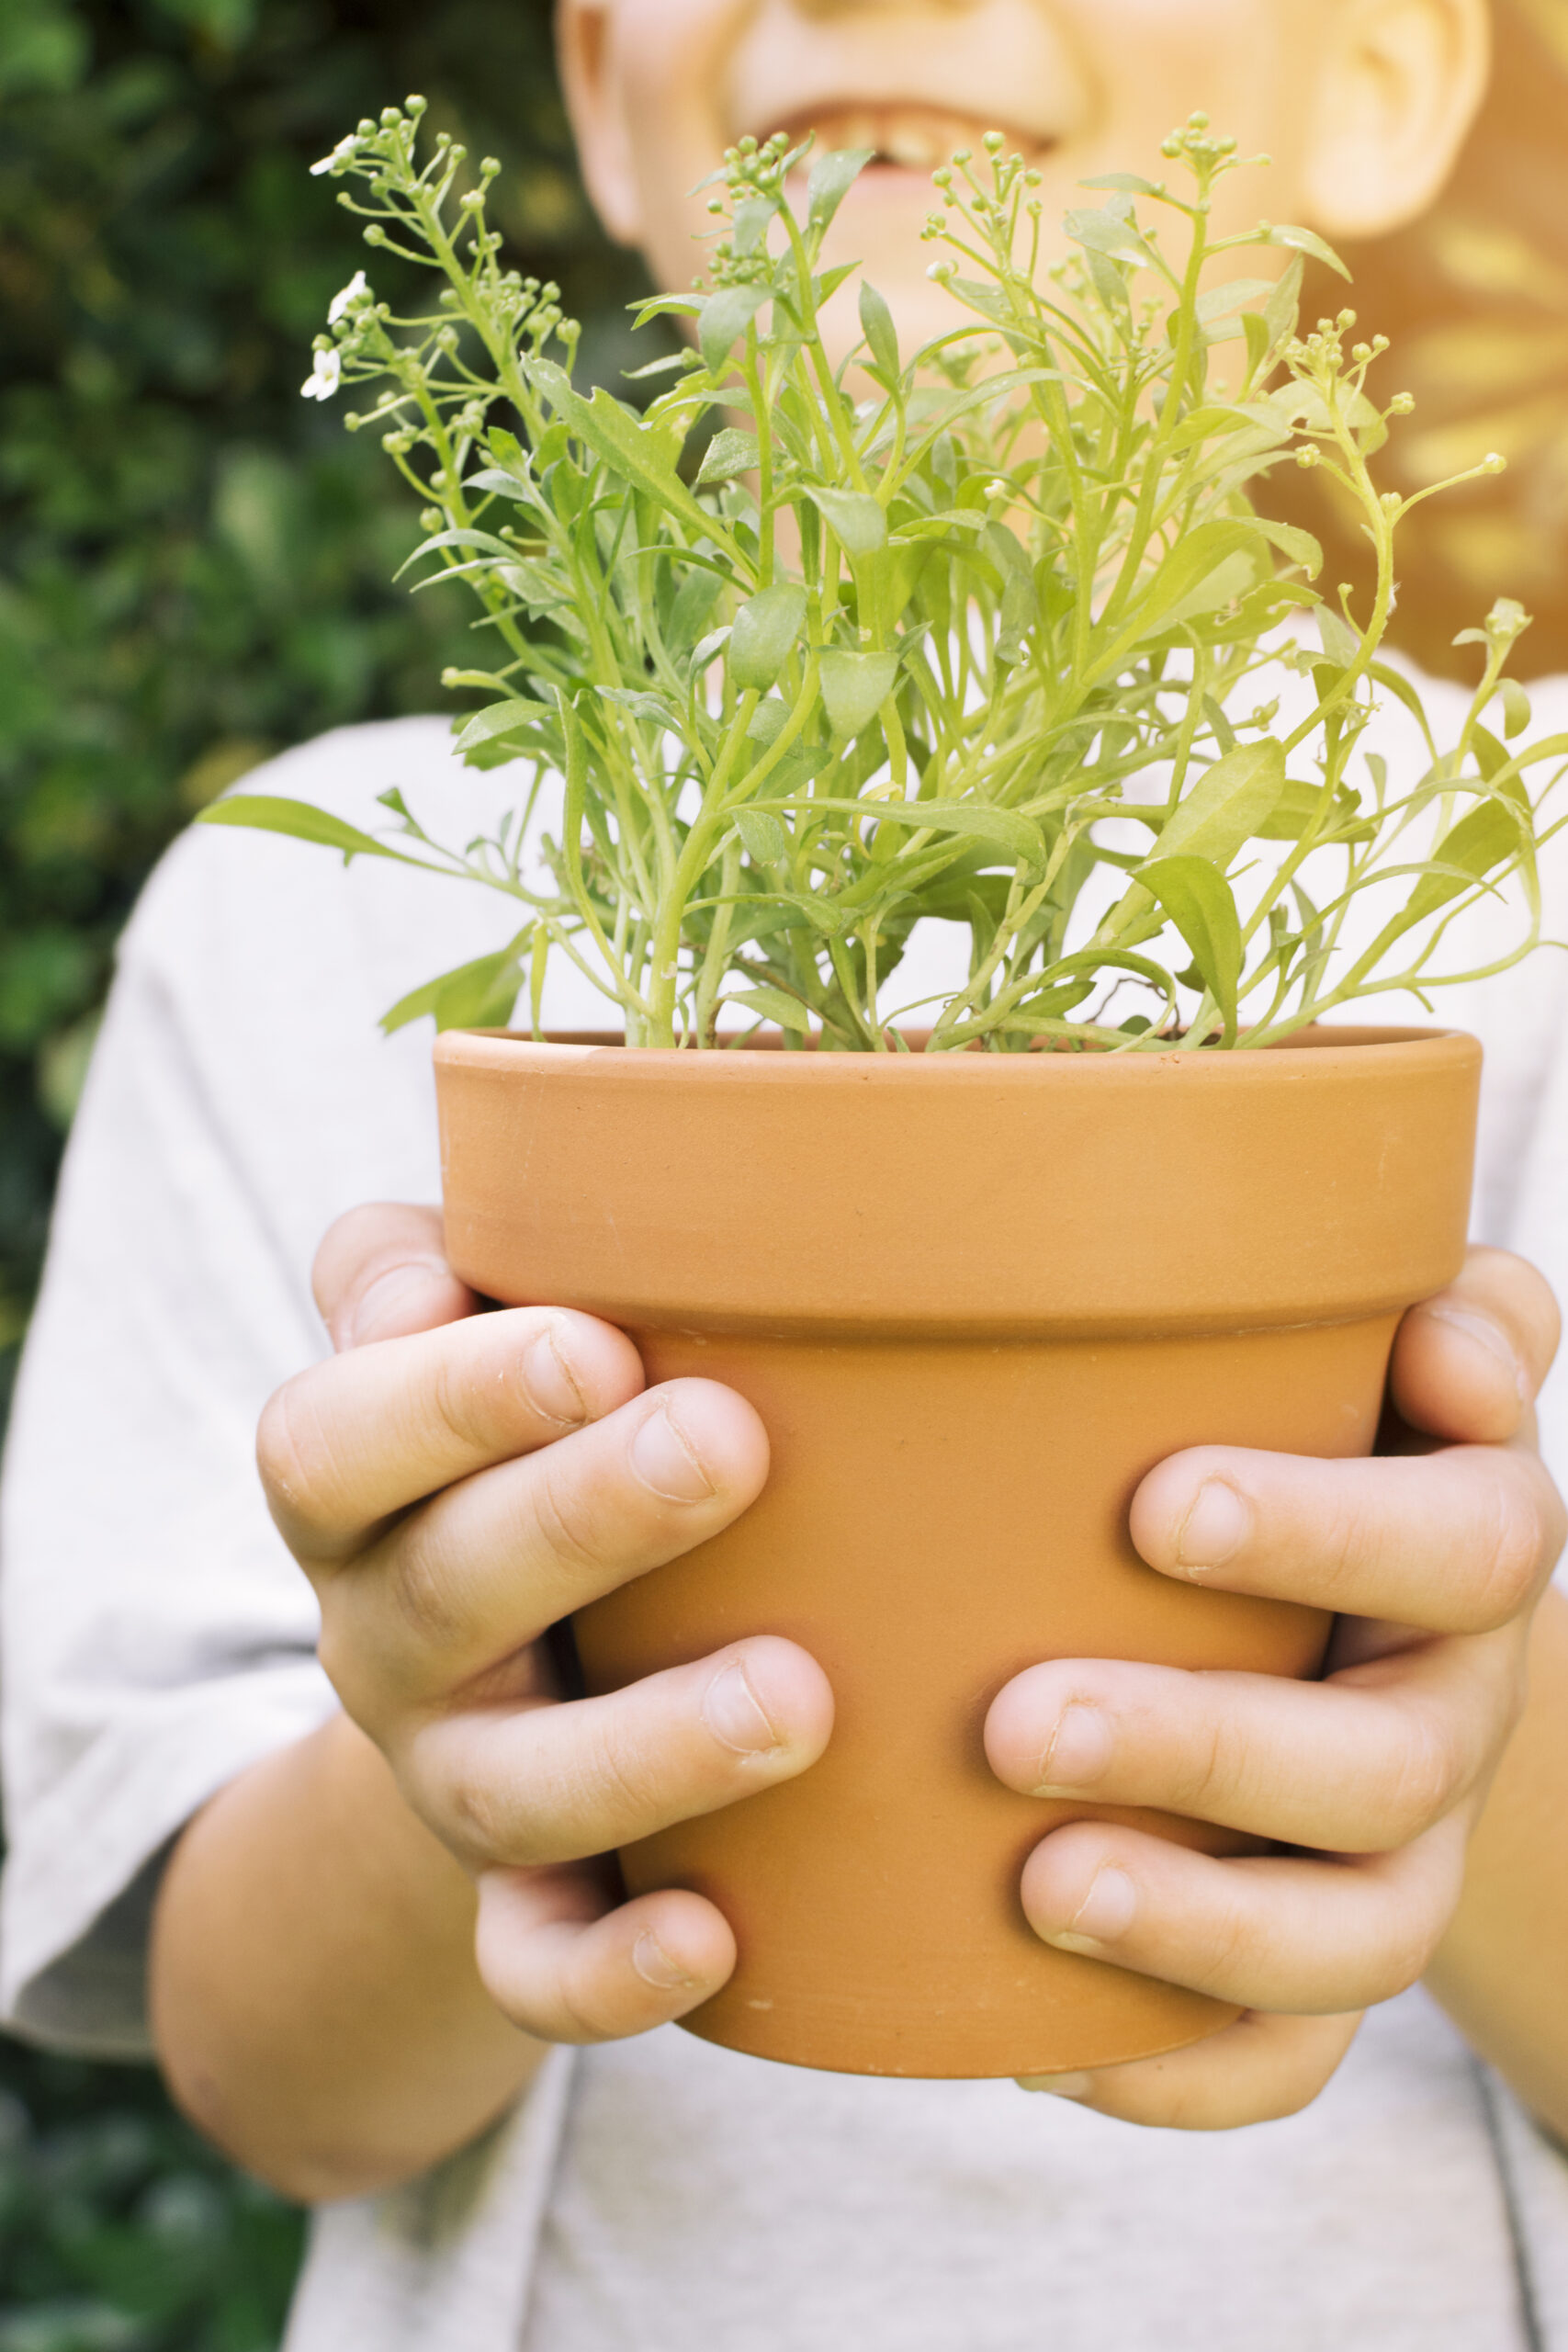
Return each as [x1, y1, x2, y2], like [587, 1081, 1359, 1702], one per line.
[1388, 1246, 1560, 1448]
[311, 1203, 479, 1351]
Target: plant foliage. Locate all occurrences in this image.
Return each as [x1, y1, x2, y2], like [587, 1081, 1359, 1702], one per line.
[208, 107, 1566, 1050]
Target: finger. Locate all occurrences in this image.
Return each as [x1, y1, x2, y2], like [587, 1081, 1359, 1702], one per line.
[1019, 1813, 1467, 2014]
[1018, 2008, 1363, 2130]
[1390, 1245, 1562, 1446]
[259, 1305, 647, 1562]
[985, 1636, 1514, 1851]
[408, 1635, 834, 1868]
[1129, 1440, 1563, 1632]
[318, 1380, 771, 1708]
[313, 1203, 477, 1350]
[474, 1866, 738, 2041]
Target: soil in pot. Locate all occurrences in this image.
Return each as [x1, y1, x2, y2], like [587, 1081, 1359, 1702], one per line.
[434, 1025, 1479, 2078]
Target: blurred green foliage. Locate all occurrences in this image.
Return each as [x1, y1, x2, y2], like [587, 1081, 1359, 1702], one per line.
[0, 0, 649, 1416]
[0, 2046, 302, 2351]
[1, 0, 643, 2338]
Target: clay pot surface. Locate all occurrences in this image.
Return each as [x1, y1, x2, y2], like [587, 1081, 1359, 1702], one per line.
[434, 1025, 1480, 2077]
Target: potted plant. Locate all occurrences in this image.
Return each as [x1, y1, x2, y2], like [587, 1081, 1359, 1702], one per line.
[204, 103, 1565, 2078]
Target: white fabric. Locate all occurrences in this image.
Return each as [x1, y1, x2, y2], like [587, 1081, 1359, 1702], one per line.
[2, 693, 1567, 2350]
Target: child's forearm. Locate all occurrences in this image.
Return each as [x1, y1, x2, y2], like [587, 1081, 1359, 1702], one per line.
[1426, 1581, 1568, 2144]
[149, 1710, 547, 2203]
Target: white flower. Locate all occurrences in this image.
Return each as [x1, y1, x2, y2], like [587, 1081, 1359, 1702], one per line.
[310, 138, 355, 177]
[329, 270, 370, 323]
[300, 345, 343, 401]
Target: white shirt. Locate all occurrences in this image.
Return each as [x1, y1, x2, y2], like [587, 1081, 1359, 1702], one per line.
[5, 695, 1568, 2352]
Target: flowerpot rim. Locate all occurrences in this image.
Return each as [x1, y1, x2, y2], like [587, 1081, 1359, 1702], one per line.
[434, 1022, 1481, 1340]
[434, 1020, 1473, 1090]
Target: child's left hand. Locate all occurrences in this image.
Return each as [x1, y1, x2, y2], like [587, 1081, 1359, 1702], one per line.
[985, 1245, 1564, 2126]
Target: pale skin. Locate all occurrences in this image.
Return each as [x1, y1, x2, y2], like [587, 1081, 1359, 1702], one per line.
[151, 0, 1568, 2198]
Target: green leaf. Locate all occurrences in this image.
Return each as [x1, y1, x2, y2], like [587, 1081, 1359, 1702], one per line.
[1194, 277, 1278, 344]
[1262, 252, 1303, 349]
[807, 488, 887, 556]
[1264, 222, 1351, 280]
[981, 520, 1031, 578]
[1367, 661, 1437, 751]
[776, 794, 1043, 865]
[396, 526, 516, 579]
[1164, 403, 1270, 454]
[1065, 206, 1158, 271]
[735, 808, 787, 862]
[1104, 524, 1263, 654]
[530, 363, 709, 535]
[1203, 695, 1237, 756]
[196, 796, 418, 865]
[380, 946, 525, 1036]
[453, 699, 552, 754]
[699, 283, 770, 373]
[1256, 778, 1372, 842]
[1498, 678, 1533, 740]
[728, 982, 812, 1032]
[1137, 855, 1244, 1041]
[807, 147, 874, 229]
[859, 281, 900, 378]
[812, 262, 860, 306]
[728, 583, 807, 690]
[1242, 311, 1271, 377]
[1156, 739, 1288, 864]
[1400, 793, 1529, 928]
[818, 648, 899, 736]
[731, 196, 779, 256]
[746, 696, 791, 745]
[464, 468, 535, 502]
[784, 894, 847, 937]
[1243, 517, 1322, 578]
[695, 428, 760, 486]
[996, 569, 1039, 667]
[668, 564, 724, 652]
[1317, 607, 1360, 667]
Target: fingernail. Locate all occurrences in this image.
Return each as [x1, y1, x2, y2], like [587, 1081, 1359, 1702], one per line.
[1017, 2072, 1093, 2098]
[1174, 1477, 1251, 1575]
[632, 1930, 695, 1991]
[1034, 1703, 1114, 1795]
[522, 1322, 586, 1426]
[1426, 1305, 1530, 1403]
[631, 1403, 715, 1501]
[703, 1657, 782, 1755]
[1043, 1864, 1137, 1953]
[341, 1260, 449, 1348]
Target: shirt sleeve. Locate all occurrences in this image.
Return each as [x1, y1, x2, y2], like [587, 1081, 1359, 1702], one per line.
[0, 915, 336, 2053]
[0, 715, 549, 2057]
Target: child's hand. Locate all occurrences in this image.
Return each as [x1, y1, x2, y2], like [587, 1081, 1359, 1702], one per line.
[987, 1246, 1565, 2128]
[259, 1202, 833, 2044]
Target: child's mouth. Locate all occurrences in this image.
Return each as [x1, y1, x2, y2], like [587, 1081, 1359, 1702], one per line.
[757, 102, 1054, 180]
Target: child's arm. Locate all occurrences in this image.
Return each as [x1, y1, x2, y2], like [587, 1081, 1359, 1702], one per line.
[149, 1204, 833, 2202]
[1425, 1584, 1568, 2139]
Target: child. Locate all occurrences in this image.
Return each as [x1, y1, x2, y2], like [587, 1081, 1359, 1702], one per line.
[6, 3, 1568, 2346]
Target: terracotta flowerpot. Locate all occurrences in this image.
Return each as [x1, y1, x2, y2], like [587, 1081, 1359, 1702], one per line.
[434, 1025, 1479, 2078]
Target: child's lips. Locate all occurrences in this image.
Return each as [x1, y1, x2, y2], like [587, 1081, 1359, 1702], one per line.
[754, 101, 1055, 179]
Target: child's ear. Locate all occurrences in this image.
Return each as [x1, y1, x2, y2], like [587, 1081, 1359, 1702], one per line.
[1300, 0, 1489, 238]
[557, 0, 645, 248]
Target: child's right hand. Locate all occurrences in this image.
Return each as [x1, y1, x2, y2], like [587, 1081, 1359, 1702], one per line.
[258, 1201, 834, 2044]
